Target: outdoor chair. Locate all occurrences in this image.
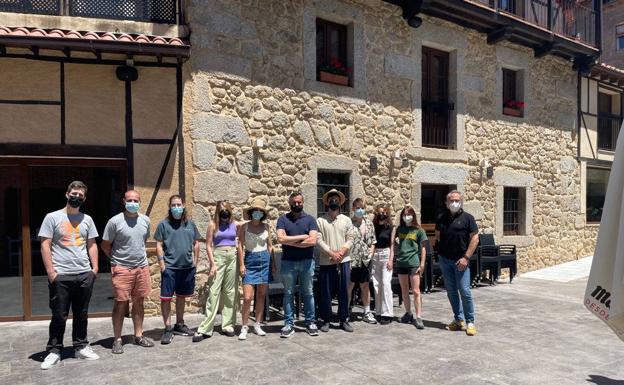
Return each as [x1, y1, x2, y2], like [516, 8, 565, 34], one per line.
[477, 234, 501, 285]
[423, 240, 441, 293]
[498, 244, 518, 283]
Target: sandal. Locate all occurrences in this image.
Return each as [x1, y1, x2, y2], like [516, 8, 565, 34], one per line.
[134, 336, 154, 348]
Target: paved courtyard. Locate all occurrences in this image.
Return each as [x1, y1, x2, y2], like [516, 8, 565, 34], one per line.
[1, 265, 624, 385]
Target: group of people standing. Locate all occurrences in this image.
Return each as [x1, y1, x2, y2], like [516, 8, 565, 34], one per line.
[38, 181, 479, 371]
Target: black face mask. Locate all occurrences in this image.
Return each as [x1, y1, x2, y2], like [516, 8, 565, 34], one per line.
[67, 195, 84, 208]
[219, 210, 231, 220]
[377, 214, 388, 221]
[328, 203, 340, 211]
[290, 205, 303, 213]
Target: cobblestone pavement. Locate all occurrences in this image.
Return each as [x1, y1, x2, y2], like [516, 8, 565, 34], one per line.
[1, 276, 623, 385]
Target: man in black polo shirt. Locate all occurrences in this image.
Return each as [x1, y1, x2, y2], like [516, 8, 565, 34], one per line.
[435, 190, 479, 336]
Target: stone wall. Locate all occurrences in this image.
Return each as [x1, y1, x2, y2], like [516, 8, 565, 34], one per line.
[152, 0, 601, 314]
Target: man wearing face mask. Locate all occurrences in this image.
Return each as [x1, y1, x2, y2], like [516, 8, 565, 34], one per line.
[102, 190, 154, 354]
[316, 189, 356, 332]
[154, 195, 201, 344]
[276, 192, 319, 338]
[38, 181, 100, 370]
[435, 190, 479, 336]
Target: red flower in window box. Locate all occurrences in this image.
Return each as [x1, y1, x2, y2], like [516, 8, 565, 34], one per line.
[503, 99, 525, 117]
[319, 56, 351, 86]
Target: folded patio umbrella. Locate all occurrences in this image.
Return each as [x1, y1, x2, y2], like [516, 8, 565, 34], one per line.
[584, 122, 624, 342]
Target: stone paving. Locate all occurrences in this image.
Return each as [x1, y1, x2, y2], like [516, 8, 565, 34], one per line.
[1, 275, 623, 385]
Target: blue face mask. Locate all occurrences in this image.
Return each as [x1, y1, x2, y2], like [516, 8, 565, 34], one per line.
[125, 202, 140, 214]
[170, 206, 184, 219]
[354, 208, 366, 218]
[251, 210, 264, 221]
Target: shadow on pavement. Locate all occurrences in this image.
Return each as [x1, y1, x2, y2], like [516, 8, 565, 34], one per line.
[587, 375, 624, 385]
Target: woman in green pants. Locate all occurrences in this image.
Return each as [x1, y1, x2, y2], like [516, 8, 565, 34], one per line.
[193, 201, 240, 341]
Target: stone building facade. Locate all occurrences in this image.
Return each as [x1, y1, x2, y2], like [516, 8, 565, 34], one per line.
[168, 0, 601, 313]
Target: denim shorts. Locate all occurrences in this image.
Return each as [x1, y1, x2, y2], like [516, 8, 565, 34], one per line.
[160, 267, 196, 300]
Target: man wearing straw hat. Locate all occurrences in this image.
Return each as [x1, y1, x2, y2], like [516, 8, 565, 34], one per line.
[317, 189, 356, 333]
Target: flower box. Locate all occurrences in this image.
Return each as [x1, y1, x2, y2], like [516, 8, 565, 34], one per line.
[503, 107, 523, 117]
[319, 71, 349, 86]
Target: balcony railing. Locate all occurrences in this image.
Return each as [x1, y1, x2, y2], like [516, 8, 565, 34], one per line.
[422, 100, 454, 149]
[598, 114, 622, 152]
[473, 0, 597, 46]
[0, 0, 181, 24]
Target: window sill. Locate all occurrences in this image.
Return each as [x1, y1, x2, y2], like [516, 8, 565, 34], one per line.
[585, 222, 601, 227]
[407, 147, 468, 163]
[498, 235, 534, 247]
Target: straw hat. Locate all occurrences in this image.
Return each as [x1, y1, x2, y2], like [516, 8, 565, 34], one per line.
[244, 197, 269, 220]
[322, 188, 346, 206]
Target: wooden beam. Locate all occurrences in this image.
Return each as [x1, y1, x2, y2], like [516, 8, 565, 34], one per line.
[534, 42, 558, 58]
[487, 26, 513, 45]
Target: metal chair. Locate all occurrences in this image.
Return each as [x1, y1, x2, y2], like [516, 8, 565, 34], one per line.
[477, 234, 501, 285]
[499, 244, 518, 283]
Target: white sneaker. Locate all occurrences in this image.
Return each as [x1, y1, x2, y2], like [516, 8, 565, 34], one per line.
[238, 325, 248, 340]
[76, 345, 99, 360]
[253, 323, 267, 336]
[40, 352, 61, 370]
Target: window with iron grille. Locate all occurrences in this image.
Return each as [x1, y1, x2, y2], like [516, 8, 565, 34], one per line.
[422, 46, 453, 149]
[586, 167, 610, 223]
[317, 172, 350, 217]
[597, 92, 621, 151]
[316, 19, 351, 86]
[502, 68, 524, 117]
[503, 187, 521, 235]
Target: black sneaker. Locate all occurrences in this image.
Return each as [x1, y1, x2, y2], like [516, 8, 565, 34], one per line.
[306, 322, 319, 336]
[280, 325, 295, 338]
[400, 312, 414, 324]
[222, 328, 235, 337]
[340, 321, 354, 333]
[379, 316, 392, 325]
[192, 332, 211, 343]
[161, 326, 174, 345]
[319, 322, 330, 333]
[173, 323, 193, 336]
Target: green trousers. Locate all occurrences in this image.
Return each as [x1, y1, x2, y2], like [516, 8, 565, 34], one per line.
[197, 247, 238, 334]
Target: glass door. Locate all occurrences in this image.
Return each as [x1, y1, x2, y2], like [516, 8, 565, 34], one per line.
[0, 165, 24, 319]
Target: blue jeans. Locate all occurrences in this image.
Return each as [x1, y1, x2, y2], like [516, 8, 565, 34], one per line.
[281, 258, 315, 326]
[439, 255, 475, 323]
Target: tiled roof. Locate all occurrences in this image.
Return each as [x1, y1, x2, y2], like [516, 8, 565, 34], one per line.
[596, 62, 624, 76]
[0, 25, 190, 59]
[0, 26, 186, 46]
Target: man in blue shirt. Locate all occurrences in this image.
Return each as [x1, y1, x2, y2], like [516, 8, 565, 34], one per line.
[276, 192, 319, 338]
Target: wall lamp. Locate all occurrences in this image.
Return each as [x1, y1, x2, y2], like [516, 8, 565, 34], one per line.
[252, 139, 263, 174]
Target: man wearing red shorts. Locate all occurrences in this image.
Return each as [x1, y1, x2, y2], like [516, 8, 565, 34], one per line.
[102, 190, 154, 354]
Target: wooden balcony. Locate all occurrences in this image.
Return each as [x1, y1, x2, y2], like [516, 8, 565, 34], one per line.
[0, 0, 183, 24]
[385, 0, 600, 72]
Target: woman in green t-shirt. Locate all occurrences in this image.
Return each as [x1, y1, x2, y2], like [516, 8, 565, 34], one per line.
[395, 205, 427, 329]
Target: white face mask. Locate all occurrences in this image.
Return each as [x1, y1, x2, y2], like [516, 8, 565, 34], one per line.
[448, 201, 461, 213]
[402, 215, 413, 224]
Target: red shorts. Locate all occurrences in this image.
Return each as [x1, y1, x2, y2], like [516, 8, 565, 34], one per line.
[111, 264, 151, 301]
